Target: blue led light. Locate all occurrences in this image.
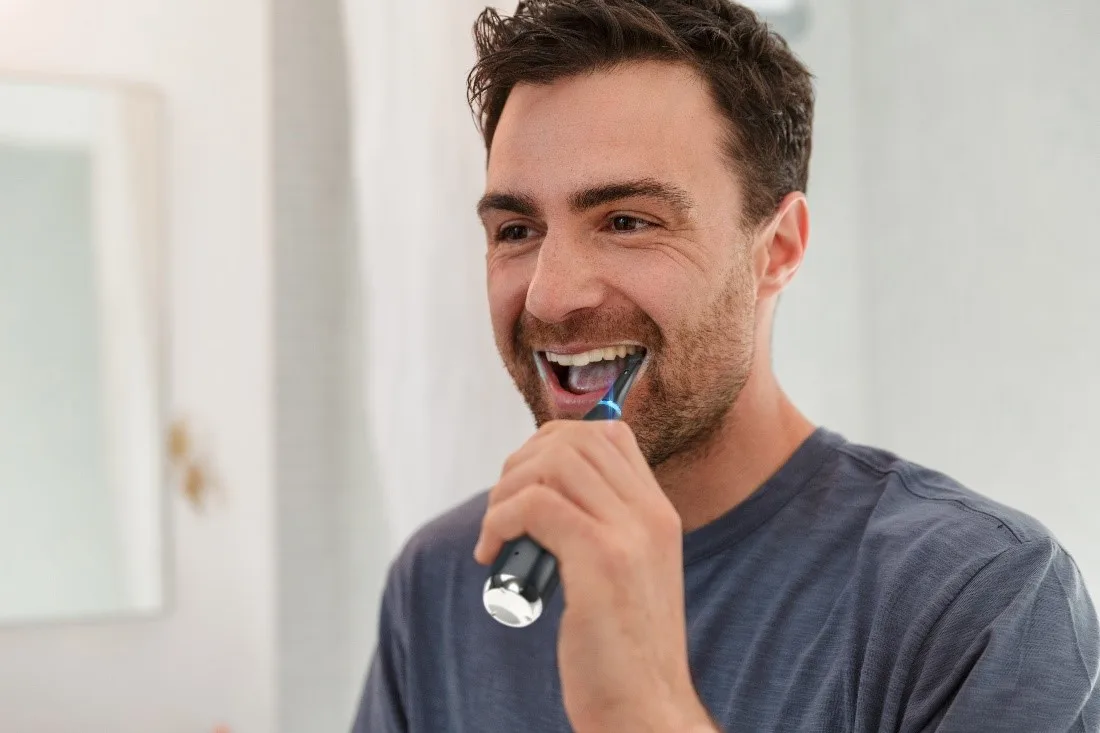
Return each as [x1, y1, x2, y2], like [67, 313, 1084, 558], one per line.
[596, 400, 622, 417]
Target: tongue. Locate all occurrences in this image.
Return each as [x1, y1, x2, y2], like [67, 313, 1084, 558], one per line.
[566, 357, 626, 394]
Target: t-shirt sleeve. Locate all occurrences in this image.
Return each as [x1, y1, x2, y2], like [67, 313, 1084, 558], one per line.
[351, 561, 409, 733]
[901, 537, 1100, 732]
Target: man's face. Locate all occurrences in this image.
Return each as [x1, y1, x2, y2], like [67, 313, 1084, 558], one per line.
[478, 61, 760, 468]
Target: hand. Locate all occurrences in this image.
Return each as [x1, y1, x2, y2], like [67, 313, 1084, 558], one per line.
[474, 420, 716, 733]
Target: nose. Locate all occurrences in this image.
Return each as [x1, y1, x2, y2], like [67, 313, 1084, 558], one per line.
[524, 235, 607, 323]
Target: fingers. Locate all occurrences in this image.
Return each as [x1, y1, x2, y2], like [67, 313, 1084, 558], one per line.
[573, 421, 655, 505]
[492, 420, 656, 510]
[597, 420, 681, 534]
[474, 483, 600, 565]
[490, 439, 628, 524]
[599, 420, 653, 482]
[477, 419, 675, 567]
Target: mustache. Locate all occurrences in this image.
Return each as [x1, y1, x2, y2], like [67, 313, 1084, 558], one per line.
[513, 309, 664, 353]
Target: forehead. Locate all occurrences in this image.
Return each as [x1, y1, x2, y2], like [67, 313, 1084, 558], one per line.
[486, 61, 733, 197]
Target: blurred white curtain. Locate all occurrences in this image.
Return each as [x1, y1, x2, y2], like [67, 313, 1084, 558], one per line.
[341, 0, 532, 558]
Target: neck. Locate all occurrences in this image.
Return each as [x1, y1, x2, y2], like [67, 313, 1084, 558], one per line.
[653, 360, 815, 532]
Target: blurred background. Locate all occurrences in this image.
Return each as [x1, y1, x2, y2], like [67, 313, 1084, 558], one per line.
[0, 0, 1096, 731]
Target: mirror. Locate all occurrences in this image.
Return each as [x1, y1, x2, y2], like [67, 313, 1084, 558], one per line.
[0, 75, 165, 624]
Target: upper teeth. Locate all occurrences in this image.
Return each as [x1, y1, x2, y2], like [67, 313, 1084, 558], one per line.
[544, 345, 642, 367]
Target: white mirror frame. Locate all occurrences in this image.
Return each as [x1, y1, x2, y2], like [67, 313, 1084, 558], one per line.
[0, 72, 168, 624]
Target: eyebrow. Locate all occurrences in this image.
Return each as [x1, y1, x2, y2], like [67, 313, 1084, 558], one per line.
[569, 178, 694, 215]
[476, 177, 695, 220]
[476, 192, 540, 220]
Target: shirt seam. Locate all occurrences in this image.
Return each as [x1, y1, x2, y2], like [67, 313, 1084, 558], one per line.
[908, 540, 1097, 731]
[833, 444, 1026, 545]
[908, 541, 1025, 686]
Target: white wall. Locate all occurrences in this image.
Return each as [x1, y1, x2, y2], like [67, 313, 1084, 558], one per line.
[0, 2, 275, 732]
[853, 0, 1100, 595]
[269, 0, 379, 729]
[774, 0, 871, 441]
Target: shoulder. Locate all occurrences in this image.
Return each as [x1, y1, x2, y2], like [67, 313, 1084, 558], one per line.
[400, 490, 488, 561]
[818, 434, 1097, 665]
[813, 432, 1089, 616]
[827, 433, 1060, 557]
[381, 490, 490, 613]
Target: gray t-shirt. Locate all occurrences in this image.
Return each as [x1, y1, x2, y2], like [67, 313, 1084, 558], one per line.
[353, 428, 1100, 732]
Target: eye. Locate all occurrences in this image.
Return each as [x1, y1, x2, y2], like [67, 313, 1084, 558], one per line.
[497, 224, 534, 242]
[609, 215, 652, 232]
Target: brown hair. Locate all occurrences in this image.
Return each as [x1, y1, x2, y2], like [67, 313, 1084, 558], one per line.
[467, 0, 814, 227]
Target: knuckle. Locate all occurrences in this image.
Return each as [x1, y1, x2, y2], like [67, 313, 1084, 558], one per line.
[602, 421, 638, 453]
[487, 480, 507, 505]
[531, 443, 575, 480]
[553, 441, 582, 467]
[651, 501, 682, 536]
[493, 477, 518, 501]
[606, 419, 633, 441]
[500, 449, 525, 474]
[522, 481, 551, 505]
[515, 482, 556, 521]
[539, 419, 566, 436]
[484, 484, 537, 529]
[608, 419, 631, 436]
[598, 534, 634, 572]
[522, 455, 557, 489]
[636, 497, 679, 542]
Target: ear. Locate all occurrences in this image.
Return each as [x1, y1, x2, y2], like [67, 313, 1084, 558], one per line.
[754, 191, 810, 300]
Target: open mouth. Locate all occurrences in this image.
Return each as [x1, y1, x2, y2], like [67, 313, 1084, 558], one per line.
[536, 344, 647, 398]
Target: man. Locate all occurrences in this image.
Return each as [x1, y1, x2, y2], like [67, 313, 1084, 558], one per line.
[354, 1, 1100, 731]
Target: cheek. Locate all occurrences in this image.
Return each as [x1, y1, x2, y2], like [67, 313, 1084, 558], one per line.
[486, 254, 533, 349]
[612, 263, 698, 335]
